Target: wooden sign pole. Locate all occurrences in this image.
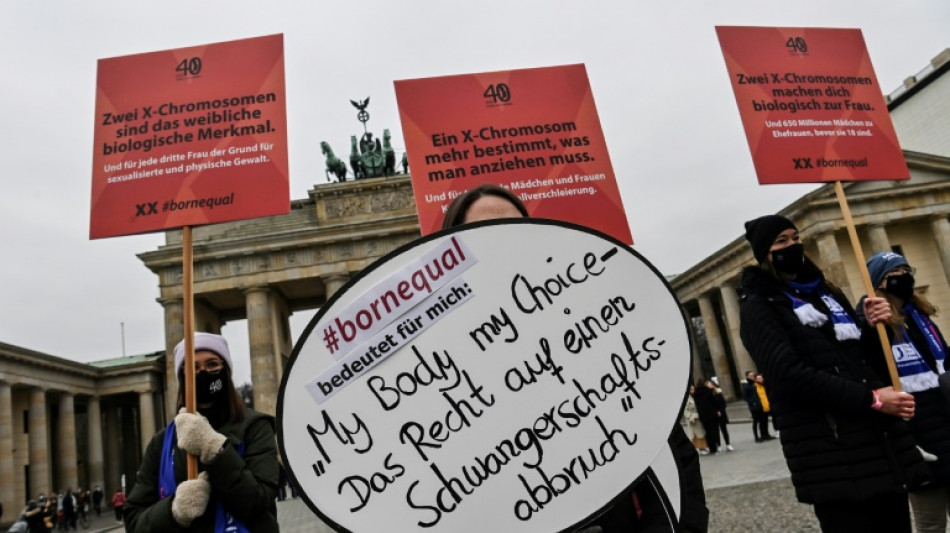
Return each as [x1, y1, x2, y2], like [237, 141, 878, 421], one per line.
[832, 181, 902, 391]
[182, 225, 199, 478]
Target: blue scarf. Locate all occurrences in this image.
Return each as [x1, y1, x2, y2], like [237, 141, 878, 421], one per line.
[891, 304, 947, 393]
[784, 279, 861, 341]
[159, 422, 249, 533]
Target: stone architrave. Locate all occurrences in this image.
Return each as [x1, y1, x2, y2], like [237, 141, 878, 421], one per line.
[86, 396, 105, 491]
[697, 294, 737, 400]
[246, 287, 279, 414]
[58, 393, 79, 491]
[931, 216, 950, 285]
[867, 224, 891, 255]
[29, 388, 50, 496]
[720, 283, 755, 378]
[0, 383, 14, 517]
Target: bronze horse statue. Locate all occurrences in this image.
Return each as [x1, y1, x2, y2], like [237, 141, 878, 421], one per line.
[321, 141, 347, 182]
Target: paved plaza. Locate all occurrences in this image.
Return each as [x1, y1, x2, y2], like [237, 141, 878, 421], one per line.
[78, 404, 829, 532]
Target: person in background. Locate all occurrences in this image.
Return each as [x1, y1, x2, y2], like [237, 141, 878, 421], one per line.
[441, 184, 709, 531]
[682, 385, 708, 454]
[24, 499, 47, 533]
[741, 370, 769, 442]
[124, 332, 279, 532]
[42, 493, 56, 530]
[710, 378, 734, 451]
[858, 252, 950, 532]
[692, 378, 721, 455]
[111, 489, 125, 524]
[92, 486, 103, 518]
[738, 214, 930, 532]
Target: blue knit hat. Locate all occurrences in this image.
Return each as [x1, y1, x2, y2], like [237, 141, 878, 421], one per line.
[866, 251, 910, 288]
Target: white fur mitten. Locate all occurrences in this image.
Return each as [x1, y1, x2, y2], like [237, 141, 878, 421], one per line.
[176, 408, 227, 463]
[171, 472, 210, 527]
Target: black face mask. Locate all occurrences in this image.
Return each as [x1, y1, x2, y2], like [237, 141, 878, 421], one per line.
[885, 273, 915, 301]
[771, 243, 805, 275]
[195, 370, 225, 404]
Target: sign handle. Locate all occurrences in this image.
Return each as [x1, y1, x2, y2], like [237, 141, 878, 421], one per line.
[182, 225, 199, 478]
[832, 181, 902, 391]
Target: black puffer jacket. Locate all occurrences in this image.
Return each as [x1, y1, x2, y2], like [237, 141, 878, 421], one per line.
[856, 296, 950, 488]
[738, 265, 930, 504]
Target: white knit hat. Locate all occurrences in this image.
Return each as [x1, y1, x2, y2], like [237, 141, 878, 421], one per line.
[173, 332, 232, 377]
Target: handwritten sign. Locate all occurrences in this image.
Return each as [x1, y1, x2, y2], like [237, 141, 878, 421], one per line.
[715, 26, 908, 184]
[395, 64, 632, 243]
[90, 34, 289, 239]
[278, 221, 690, 533]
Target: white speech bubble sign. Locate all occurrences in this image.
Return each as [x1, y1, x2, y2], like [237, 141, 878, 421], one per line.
[278, 220, 692, 533]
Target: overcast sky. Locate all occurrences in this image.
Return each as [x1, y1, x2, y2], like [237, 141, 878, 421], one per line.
[1, 1, 947, 385]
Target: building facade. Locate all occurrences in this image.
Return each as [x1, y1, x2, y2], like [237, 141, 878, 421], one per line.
[0, 344, 163, 519]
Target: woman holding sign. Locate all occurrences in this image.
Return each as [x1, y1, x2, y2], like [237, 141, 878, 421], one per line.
[857, 252, 950, 532]
[738, 215, 930, 532]
[124, 333, 280, 532]
[442, 184, 708, 532]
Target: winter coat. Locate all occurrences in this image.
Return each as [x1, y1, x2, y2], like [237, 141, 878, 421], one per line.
[754, 382, 771, 412]
[738, 265, 930, 504]
[712, 389, 729, 423]
[741, 379, 761, 413]
[857, 297, 950, 488]
[681, 395, 704, 440]
[124, 408, 279, 533]
[692, 386, 719, 430]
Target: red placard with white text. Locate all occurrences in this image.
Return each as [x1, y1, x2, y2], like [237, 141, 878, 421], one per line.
[90, 34, 289, 239]
[395, 64, 632, 243]
[716, 26, 909, 184]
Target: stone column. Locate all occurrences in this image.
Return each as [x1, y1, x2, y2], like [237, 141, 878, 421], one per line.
[138, 391, 156, 452]
[697, 295, 736, 400]
[0, 383, 14, 518]
[815, 232, 853, 301]
[246, 287, 279, 414]
[161, 297, 185, 423]
[86, 396, 105, 491]
[867, 224, 891, 255]
[103, 403, 121, 493]
[689, 320, 705, 385]
[57, 393, 79, 491]
[29, 388, 51, 496]
[931, 216, 950, 285]
[324, 273, 350, 300]
[720, 283, 756, 378]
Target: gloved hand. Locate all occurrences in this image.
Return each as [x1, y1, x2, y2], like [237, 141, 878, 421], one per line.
[172, 472, 210, 527]
[176, 408, 228, 463]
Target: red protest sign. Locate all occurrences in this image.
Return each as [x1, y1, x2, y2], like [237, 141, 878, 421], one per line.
[395, 64, 632, 243]
[715, 26, 908, 185]
[90, 34, 289, 239]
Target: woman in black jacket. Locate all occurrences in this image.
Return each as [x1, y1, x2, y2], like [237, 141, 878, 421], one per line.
[124, 333, 279, 532]
[691, 378, 721, 455]
[858, 251, 950, 532]
[738, 215, 930, 532]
